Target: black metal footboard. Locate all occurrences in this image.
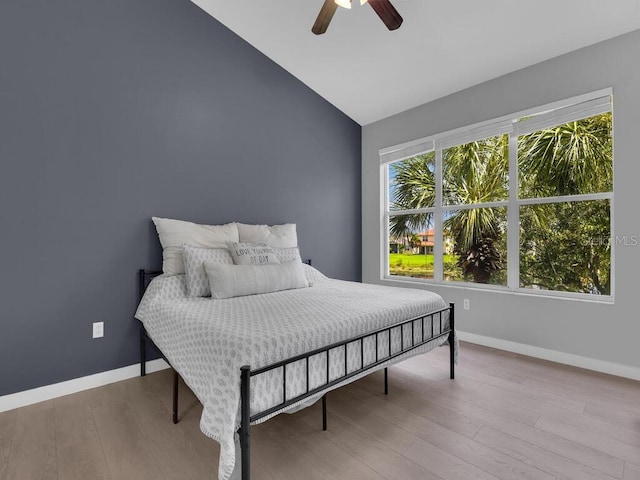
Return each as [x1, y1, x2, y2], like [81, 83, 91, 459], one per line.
[239, 302, 455, 480]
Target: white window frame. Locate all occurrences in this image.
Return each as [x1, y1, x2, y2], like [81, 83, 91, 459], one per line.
[380, 88, 614, 302]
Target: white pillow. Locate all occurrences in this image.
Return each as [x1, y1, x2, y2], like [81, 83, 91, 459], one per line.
[182, 245, 233, 297]
[152, 217, 239, 275]
[205, 261, 309, 299]
[236, 223, 297, 248]
[227, 242, 281, 266]
[272, 246, 303, 264]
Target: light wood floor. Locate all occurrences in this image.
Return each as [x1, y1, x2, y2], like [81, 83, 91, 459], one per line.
[1, 342, 639, 480]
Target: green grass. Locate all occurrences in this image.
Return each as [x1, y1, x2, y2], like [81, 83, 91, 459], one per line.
[389, 253, 434, 267]
[388, 253, 462, 280]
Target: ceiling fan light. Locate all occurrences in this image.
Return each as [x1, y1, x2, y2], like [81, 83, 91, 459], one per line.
[334, 0, 352, 9]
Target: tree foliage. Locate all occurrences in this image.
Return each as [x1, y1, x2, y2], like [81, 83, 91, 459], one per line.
[388, 153, 435, 241]
[518, 114, 612, 197]
[518, 113, 612, 294]
[442, 136, 508, 282]
[519, 191, 611, 295]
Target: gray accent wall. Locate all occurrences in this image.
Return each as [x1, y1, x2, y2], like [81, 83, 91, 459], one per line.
[0, 0, 361, 396]
[363, 29, 640, 373]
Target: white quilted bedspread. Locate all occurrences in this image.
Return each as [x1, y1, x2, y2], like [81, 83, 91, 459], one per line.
[135, 265, 455, 480]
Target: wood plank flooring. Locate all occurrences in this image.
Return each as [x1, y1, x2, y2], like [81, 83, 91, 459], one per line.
[1, 341, 638, 479]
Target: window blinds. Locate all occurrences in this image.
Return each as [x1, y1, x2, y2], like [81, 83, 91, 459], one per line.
[379, 92, 611, 164]
[517, 95, 611, 136]
[379, 138, 434, 164]
[435, 120, 513, 150]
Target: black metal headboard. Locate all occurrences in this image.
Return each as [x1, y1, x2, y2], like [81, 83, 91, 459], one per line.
[138, 269, 162, 301]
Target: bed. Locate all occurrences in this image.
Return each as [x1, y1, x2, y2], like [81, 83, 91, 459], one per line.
[136, 217, 456, 479]
[135, 262, 456, 480]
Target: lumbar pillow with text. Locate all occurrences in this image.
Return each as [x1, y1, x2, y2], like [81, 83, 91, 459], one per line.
[182, 245, 233, 297]
[205, 261, 309, 299]
[235, 223, 297, 248]
[152, 217, 239, 275]
[227, 242, 281, 266]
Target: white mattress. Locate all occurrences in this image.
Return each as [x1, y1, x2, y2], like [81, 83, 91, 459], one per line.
[135, 265, 456, 480]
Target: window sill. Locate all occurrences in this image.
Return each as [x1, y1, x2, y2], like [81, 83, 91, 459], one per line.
[380, 275, 615, 305]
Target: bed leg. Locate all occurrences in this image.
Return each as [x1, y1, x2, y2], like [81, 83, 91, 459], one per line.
[240, 366, 251, 480]
[384, 367, 388, 395]
[139, 324, 146, 377]
[172, 369, 179, 424]
[449, 303, 455, 380]
[322, 394, 327, 431]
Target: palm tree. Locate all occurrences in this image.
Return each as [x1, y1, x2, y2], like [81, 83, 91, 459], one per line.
[388, 154, 435, 246]
[442, 136, 508, 283]
[518, 113, 612, 197]
[390, 139, 508, 283]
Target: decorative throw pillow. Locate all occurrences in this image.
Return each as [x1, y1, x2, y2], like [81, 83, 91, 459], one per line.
[236, 223, 297, 248]
[182, 245, 233, 297]
[227, 242, 281, 266]
[205, 262, 309, 300]
[152, 217, 239, 275]
[272, 246, 303, 264]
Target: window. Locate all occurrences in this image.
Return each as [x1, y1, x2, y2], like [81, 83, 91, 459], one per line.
[381, 92, 613, 299]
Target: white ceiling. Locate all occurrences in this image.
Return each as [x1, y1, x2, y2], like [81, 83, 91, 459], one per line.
[191, 0, 640, 125]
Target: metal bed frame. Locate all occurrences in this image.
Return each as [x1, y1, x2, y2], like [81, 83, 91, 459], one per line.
[137, 268, 455, 480]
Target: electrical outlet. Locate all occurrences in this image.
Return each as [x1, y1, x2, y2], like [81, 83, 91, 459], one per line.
[463, 299, 470, 310]
[92, 322, 104, 339]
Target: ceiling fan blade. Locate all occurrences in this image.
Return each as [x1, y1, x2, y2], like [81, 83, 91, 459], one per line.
[312, 0, 339, 35]
[368, 0, 403, 31]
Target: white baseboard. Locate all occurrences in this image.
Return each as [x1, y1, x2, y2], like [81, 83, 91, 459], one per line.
[458, 331, 640, 381]
[0, 359, 170, 413]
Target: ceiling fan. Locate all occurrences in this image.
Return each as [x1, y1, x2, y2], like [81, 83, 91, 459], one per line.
[312, 0, 403, 35]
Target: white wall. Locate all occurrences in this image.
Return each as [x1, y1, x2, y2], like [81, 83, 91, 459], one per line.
[362, 29, 640, 374]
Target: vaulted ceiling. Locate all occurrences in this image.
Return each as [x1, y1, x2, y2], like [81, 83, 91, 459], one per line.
[191, 1, 640, 125]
